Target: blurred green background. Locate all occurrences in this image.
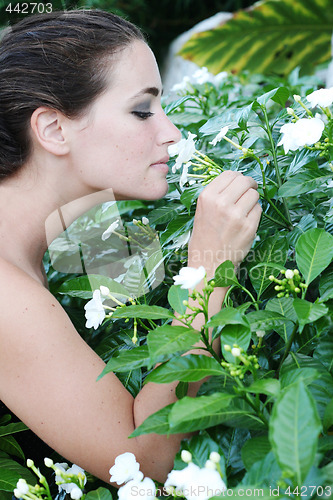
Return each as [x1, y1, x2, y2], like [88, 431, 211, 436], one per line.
[0, 0, 256, 64]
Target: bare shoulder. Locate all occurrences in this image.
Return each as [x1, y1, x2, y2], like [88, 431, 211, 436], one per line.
[0, 257, 134, 482]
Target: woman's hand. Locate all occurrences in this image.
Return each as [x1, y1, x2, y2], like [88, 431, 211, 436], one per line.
[188, 170, 262, 276]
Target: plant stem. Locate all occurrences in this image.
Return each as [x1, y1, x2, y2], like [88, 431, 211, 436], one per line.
[261, 106, 292, 226]
[277, 322, 299, 374]
[261, 210, 290, 229]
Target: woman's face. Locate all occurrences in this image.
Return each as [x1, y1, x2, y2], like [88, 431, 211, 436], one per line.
[68, 40, 181, 200]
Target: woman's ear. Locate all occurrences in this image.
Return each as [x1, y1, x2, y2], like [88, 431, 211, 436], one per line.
[30, 107, 70, 156]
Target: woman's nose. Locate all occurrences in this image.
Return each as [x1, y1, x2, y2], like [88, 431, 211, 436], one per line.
[158, 112, 182, 146]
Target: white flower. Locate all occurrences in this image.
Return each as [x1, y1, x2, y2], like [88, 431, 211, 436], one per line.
[118, 477, 156, 500]
[142, 217, 149, 225]
[14, 479, 29, 498]
[173, 265, 206, 289]
[285, 269, 294, 279]
[210, 126, 229, 146]
[165, 463, 227, 500]
[102, 220, 120, 241]
[70, 487, 83, 500]
[55, 463, 86, 496]
[185, 466, 227, 500]
[180, 162, 190, 188]
[169, 230, 191, 250]
[231, 347, 241, 357]
[256, 330, 265, 338]
[109, 452, 143, 486]
[204, 459, 216, 470]
[192, 67, 213, 85]
[171, 76, 191, 94]
[168, 132, 196, 172]
[100, 285, 110, 296]
[164, 462, 198, 492]
[278, 117, 325, 153]
[84, 290, 106, 330]
[307, 87, 333, 107]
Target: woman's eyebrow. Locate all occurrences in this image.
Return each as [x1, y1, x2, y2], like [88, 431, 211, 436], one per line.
[130, 86, 162, 100]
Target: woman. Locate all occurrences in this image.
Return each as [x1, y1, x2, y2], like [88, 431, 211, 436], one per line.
[0, 10, 261, 484]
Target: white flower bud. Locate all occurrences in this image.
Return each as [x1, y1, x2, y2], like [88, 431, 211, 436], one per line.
[231, 347, 241, 357]
[44, 458, 54, 467]
[26, 459, 34, 468]
[285, 269, 294, 280]
[293, 94, 301, 102]
[256, 330, 265, 338]
[224, 344, 231, 352]
[14, 489, 21, 498]
[142, 217, 149, 225]
[209, 451, 221, 463]
[99, 285, 110, 296]
[181, 450, 192, 463]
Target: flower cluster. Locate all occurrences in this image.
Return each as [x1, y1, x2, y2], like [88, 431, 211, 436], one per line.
[13, 458, 86, 500]
[269, 268, 306, 298]
[109, 450, 226, 500]
[109, 452, 155, 500]
[164, 450, 226, 500]
[171, 67, 227, 94]
[222, 345, 260, 380]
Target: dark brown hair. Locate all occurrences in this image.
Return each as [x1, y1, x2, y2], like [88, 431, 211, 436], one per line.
[0, 10, 145, 178]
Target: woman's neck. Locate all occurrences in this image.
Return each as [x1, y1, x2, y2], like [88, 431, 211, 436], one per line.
[0, 162, 116, 285]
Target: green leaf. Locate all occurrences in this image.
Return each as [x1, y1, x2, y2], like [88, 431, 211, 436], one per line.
[98, 345, 152, 378]
[221, 324, 252, 363]
[265, 297, 297, 342]
[293, 298, 328, 333]
[129, 404, 173, 437]
[278, 171, 333, 197]
[212, 260, 240, 287]
[323, 398, 333, 433]
[256, 87, 289, 107]
[85, 488, 112, 500]
[111, 305, 174, 320]
[144, 355, 225, 384]
[0, 458, 35, 491]
[280, 367, 320, 389]
[147, 325, 201, 363]
[57, 274, 130, 302]
[269, 379, 322, 484]
[248, 234, 288, 299]
[179, 0, 333, 76]
[180, 184, 202, 212]
[147, 205, 183, 225]
[207, 307, 249, 328]
[0, 423, 28, 437]
[288, 214, 317, 247]
[241, 436, 271, 471]
[169, 393, 234, 433]
[0, 436, 24, 460]
[296, 228, 333, 285]
[319, 263, 333, 302]
[164, 95, 194, 115]
[168, 285, 188, 315]
[246, 310, 293, 333]
[246, 378, 281, 398]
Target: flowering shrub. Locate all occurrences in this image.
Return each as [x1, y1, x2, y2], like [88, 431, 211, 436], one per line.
[2, 68, 333, 499]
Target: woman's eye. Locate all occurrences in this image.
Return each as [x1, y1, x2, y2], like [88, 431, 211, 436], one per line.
[132, 111, 154, 120]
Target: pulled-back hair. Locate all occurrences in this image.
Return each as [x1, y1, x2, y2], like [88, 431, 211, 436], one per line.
[0, 10, 145, 178]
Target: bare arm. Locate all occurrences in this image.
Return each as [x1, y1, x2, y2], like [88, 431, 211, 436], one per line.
[0, 171, 261, 484]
